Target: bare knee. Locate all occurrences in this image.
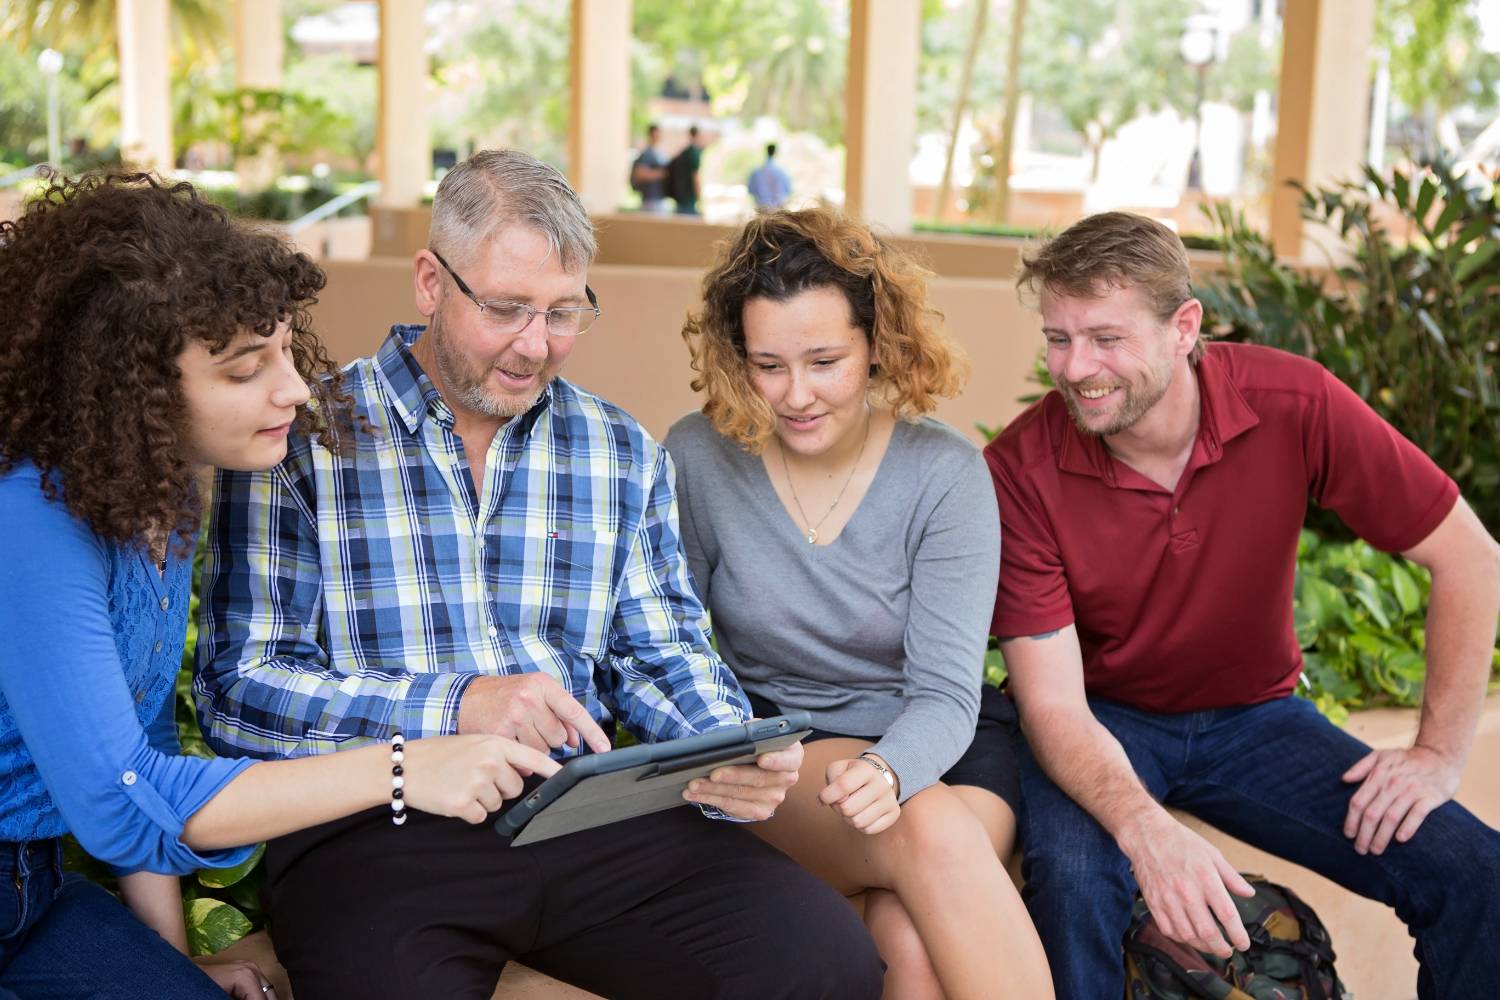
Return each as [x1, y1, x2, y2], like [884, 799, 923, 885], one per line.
[882, 785, 999, 874]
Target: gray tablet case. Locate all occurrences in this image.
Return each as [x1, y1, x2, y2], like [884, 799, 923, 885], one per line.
[494, 713, 811, 846]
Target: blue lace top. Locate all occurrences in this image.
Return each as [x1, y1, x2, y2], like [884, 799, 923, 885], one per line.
[0, 462, 254, 874]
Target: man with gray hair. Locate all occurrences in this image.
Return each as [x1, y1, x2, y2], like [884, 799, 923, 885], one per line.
[196, 149, 883, 999]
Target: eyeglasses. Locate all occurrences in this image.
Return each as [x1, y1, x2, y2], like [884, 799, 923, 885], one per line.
[430, 249, 601, 337]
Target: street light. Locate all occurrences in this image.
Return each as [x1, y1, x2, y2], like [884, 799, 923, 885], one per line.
[37, 48, 63, 169]
[1179, 17, 1216, 192]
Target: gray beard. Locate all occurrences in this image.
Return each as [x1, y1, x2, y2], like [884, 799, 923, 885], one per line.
[430, 314, 548, 419]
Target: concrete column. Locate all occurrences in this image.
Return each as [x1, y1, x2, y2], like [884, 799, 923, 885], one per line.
[1269, 0, 1376, 260]
[376, 0, 430, 208]
[116, 0, 173, 171]
[844, 0, 920, 233]
[234, 0, 284, 192]
[568, 0, 632, 214]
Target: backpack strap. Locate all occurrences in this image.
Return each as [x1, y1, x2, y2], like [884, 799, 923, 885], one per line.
[1278, 884, 1338, 966]
[1253, 883, 1338, 1000]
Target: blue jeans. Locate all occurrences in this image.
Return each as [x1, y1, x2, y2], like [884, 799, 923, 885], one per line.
[0, 839, 223, 999]
[1017, 695, 1500, 999]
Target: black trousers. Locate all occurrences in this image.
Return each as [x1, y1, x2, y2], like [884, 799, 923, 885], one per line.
[266, 802, 884, 1000]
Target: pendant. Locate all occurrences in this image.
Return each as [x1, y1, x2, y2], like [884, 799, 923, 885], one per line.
[806, 527, 818, 544]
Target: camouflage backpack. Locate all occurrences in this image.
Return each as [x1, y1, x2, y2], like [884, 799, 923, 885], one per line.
[1124, 876, 1352, 1000]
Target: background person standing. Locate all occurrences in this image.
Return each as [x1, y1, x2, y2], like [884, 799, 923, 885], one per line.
[747, 143, 792, 210]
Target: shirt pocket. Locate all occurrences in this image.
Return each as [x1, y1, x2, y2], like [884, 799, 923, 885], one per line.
[519, 526, 619, 658]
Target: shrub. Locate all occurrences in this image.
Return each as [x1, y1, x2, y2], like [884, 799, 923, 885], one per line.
[1293, 530, 1500, 724]
[1196, 157, 1500, 531]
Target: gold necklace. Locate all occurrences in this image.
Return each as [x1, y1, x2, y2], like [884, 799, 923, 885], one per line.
[779, 405, 871, 544]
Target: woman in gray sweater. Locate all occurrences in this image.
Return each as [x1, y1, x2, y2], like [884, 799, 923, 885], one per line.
[667, 208, 1052, 999]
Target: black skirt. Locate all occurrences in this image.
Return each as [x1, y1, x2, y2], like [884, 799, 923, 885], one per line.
[745, 684, 1023, 814]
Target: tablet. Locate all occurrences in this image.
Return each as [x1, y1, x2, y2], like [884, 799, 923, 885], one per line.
[493, 712, 811, 846]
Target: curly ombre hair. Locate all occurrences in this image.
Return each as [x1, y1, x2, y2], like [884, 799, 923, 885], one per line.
[0, 172, 351, 551]
[682, 207, 967, 453]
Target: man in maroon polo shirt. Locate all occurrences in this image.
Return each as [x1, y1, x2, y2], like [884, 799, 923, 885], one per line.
[988, 211, 1500, 999]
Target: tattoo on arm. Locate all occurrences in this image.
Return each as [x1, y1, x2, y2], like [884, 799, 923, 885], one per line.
[997, 629, 1061, 642]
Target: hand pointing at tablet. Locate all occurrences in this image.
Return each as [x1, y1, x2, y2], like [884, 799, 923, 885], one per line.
[458, 674, 613, 754]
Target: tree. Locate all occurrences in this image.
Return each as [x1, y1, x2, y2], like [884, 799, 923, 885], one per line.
[432, 1, 571, 170]
[735, 2, 846, 143]
[282, 54, 377, 170]
[1, 0, 231, 165]
[0, 40, 88, 164]
[934, 0, 991, 220]
[1376, 0, 1500, 155]
[990, 0, 1029, 223]
[0, 0, 225, 63]
[1020, 0, 1196, 181]
[633, 0, 847, 145]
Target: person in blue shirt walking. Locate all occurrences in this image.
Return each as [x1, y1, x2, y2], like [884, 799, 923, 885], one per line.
[196, 148, 881, 1000]
[747, 143, 792, 210]
[0, 172, 560, 1000]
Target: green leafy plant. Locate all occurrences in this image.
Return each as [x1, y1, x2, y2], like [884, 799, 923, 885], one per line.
[1294, 530, 1500, 724]
[1197, 157, 1500, 531]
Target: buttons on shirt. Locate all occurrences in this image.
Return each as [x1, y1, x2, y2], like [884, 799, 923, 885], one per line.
[487, 625, 499, 639]
[159, 596, 170, 611]
[134, 690, 145, 703]
[121, 771, 137, 786]
[153, 641, 163, 653]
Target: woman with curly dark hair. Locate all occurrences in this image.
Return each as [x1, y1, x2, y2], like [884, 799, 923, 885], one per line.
[0, 174, 559, 999]
[667, 207, 1053, 998]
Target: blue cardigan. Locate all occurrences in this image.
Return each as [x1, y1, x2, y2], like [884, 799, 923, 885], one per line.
[0, 463, 253, 874]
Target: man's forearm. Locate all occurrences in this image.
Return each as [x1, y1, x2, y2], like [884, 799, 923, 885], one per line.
[1414, 556, 1500, 765]
[1022, 704, 1172, 852]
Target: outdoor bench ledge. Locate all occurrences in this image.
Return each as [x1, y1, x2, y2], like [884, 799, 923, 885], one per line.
[214, 930, 604, 1000]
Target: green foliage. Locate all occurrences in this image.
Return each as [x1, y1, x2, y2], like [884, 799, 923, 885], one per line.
[1019, 0, 1196, 176]
[915, 218, 1225, 251]
[1, 0, 226, 54]
[1376, 0, 1500, 152]
[282, 54, 377, 168]
[183, 896, 254, 957]
[178, 87, 352, 169]
[632, 0, 846, 145]
[0, 42, 89, 164]
[192, 176, 358, 222]
[1294, 530, 1500, 724]
[1196, 157, 1500, 531]
[983, 638, 1007, 688]
[434, 1, 571, 170]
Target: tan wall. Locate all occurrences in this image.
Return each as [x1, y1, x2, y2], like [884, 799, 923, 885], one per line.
[311, 258, 1044, 442]
[365, 208, 1232, 282]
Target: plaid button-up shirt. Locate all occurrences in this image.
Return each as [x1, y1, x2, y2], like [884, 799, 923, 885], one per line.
[195, 324, 750, 761]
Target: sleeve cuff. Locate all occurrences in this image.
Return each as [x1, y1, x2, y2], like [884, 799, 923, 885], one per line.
[990, 609, 1074, 641]
[866, 742, 932, 805]
[401, 672, 478, 739]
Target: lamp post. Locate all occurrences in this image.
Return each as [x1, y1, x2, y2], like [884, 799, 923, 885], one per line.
[37, 48, 63, 169]
[1179, 18, 1215, 192]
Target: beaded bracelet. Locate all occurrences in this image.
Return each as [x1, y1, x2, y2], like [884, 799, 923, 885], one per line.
[390, 732, 407, 826]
